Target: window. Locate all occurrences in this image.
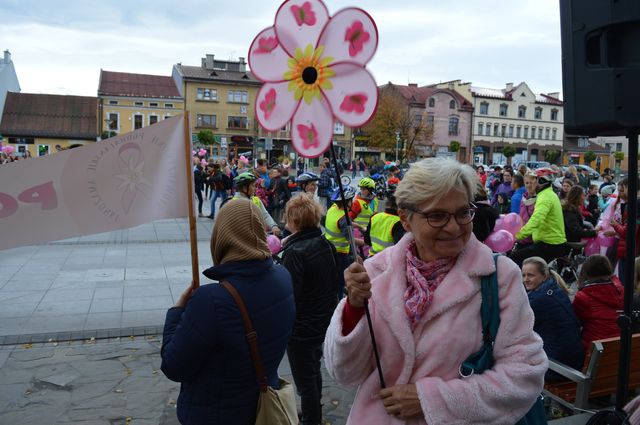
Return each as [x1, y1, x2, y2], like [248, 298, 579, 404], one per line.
[197, 88, 218, 101]
[478, 123, 484, 135]
[38, 144, 50, 157]
[134, 101, 143, 107]
[501, 125, 507, 137]
[534, 107, 543, 119]
[228, 116, 248, 129]
[333, 121, 344, 135]
[428, 98, 435, 107]
[508, 125, 514, 137]
[149, 115, 159, 125]
[227, 90, 248, 103]
[107, 113, 119, 130]
[499, 103, 508, 117]
[524, 127, 529, 138]
[538, 128, 543, 139]
[413, 114, 422, 127]
[516, 126, 521, 138]
[448, 117, 459, 136]
[616, 143, 623, 151]
[196, 114, 216, 128]
[551, 109, 559, 121]
[552, 128, 557, 140]
[545, 128, 550, 139]
[108, 100, 118, 105]
[165, 103, 174, 108]
[531, 127, 536, 139]
[426, 113, 434, 127]
[493, 124, 499, 137]
[485, 123, 491, 136]
[449, 99, 456, 109]
[134, 114, 143, 130]
[149, 102, 158, 107]
[480, 102, 489, 115]
[518, 105, 526, 118]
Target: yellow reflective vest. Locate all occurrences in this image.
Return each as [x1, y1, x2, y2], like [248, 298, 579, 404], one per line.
[369, 212, 401, 255]
[354, 197, 378, 228]
[324, 205, 350, 254]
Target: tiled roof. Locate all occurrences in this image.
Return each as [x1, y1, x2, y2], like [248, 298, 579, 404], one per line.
[0, 92, 98, 139]
[98, 70, 181, 98]
[175, 64, 261, 85]
[383, 83, 473, 110]
[471, 85, 563, 105]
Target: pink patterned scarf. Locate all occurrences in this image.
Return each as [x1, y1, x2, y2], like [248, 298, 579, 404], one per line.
[404, 241, 456, 327]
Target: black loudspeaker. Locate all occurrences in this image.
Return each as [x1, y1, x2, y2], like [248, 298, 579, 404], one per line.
[560, 0, 640, 136]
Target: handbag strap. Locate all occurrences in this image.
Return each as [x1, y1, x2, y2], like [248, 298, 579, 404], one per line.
[220, 281, 268, 392]
[480, 254, 501, 344]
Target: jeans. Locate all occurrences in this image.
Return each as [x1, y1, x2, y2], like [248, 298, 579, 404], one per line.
[195, 189, 203, 214]
[209, 190, 227, 218]
[287, 341, 324, 425]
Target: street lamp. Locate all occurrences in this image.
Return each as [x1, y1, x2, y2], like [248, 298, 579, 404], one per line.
[395, 131, 400, 163]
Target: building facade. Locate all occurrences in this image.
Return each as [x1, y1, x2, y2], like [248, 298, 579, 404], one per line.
[98, 70, 184, 138]
[0, 92, 98, 157]
[0, 50, 20, 124]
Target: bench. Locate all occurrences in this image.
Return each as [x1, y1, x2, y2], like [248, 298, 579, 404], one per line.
[543, 334, 640, 412]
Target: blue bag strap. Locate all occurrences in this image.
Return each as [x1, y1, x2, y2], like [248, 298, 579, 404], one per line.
[480, 254, 501, 345]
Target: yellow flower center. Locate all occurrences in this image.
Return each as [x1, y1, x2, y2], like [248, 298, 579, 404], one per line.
[283, 44, 335, 104]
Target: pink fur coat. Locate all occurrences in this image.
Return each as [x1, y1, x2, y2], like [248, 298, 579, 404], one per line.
[323, 233, 548, 424]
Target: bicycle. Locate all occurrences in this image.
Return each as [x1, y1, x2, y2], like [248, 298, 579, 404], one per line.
[548, 241, 588, 288]
[340, 174, 352, 186]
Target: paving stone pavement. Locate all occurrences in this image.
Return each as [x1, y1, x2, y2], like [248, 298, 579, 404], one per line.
[0, 337, 357, 425]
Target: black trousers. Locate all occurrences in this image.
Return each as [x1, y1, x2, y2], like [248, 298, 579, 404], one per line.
[287, 340, 323, 425]
[509, 241, 569, 267]
[195, 189, 203, 214]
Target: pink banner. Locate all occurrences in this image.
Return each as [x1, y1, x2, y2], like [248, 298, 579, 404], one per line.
[0, 115, 189, 250]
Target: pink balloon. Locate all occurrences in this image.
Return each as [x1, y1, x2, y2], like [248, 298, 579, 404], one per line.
[584, 237, 600, 256]
[501, 213, 523, 235]
[266, 235, 281, 255]
[484, 229, 515, 253]
[597, 233, 616, 248]
[198, 148, 207, 156]
[2, 145, 15, 153]
[494, 216, 506, 232]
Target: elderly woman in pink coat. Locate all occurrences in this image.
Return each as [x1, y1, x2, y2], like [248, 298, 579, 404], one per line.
[323, 158, 548, 424]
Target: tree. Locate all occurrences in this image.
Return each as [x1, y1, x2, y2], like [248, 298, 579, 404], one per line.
[101, 131, 117, 140]
[197, 129, 215, 147]
[502, 145, 516, 165]
[614, 151, 625, 163]
[544, 149, 560, 164]
[583, 150, 596, 166]
[362, 88, 432, 162]
[449, 140, 460, 152]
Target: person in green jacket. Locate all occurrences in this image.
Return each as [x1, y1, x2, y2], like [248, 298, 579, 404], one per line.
[511, 168, 568, 267]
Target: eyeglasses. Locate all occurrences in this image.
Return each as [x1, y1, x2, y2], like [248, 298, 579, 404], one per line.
[405, 205, 476, 228]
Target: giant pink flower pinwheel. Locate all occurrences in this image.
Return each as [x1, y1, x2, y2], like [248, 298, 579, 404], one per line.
[249, 0, 378, 158]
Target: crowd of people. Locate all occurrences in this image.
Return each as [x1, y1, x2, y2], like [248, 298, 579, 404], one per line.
[161, 155, 640, 424]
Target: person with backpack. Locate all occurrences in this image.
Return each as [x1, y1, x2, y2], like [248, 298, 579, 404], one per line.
[207, 164, 229, 220]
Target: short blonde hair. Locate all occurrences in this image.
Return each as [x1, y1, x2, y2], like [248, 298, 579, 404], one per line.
[285, 193, 322, 230]
[395, 159, 478, 210]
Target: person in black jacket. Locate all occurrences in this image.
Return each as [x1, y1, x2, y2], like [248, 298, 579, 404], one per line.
[562, 185, 596, 242]
[472, 183, 499, 242]
[194, 164, 205, 217]
[281, 194, 340, 425]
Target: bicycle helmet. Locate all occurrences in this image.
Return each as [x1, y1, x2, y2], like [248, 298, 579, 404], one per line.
[233, 172, 257, 187]
[358, 177, 376, 190]
[536, 167, 555, 186]
[330, 186, 356, 202]
[295, 172, 319, 184]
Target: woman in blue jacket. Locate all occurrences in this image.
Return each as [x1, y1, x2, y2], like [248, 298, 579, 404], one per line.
[521, 256, 584, 379]
[161, 198, 295, 425]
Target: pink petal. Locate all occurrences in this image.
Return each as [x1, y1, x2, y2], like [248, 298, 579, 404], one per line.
[322, 64, 378, 127]
[274, 0, 329, 57]
[248, 27, 291, 83]
[255, 82, 299, 132]
[317, 8, 378, 66]
[291, 95, 333, 158]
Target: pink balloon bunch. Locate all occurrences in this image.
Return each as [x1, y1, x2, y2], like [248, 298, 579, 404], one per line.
[198, 148, 207, 156]
[266, 235, 281, 255]
[484, 229, 515, 253]
[200, 159, 207, 166]
[494, 213, 523, 236]
[1, 145, 15, 153]
[584, 237, 600, 256]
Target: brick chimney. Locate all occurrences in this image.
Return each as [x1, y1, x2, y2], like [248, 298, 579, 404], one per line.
[408, 83, 417, 87]
[201, 54, 215, 69]
[505, 82, 514, 91]
[238, 57, 246, 72]
[3, 50, 10, 64]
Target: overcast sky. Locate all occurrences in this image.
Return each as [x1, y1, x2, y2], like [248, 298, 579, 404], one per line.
[1, 0, 564, 98]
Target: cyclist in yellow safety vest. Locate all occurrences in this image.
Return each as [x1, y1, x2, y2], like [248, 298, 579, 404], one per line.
[364, 185, 405, 256]
[324, 187, 363, 298]
[351, 177, 378, 231]
[230, 172, 281, 236]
